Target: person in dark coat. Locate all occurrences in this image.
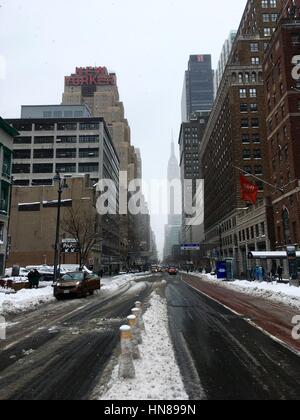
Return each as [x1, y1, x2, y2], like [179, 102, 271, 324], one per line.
[277, 266, 283, 282]
[28, 270, 34, 289]
[271, 266, 277, 281]
[32, 269, 40, 289]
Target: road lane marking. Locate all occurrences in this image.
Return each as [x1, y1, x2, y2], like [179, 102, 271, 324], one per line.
[182, 278, 300, 358]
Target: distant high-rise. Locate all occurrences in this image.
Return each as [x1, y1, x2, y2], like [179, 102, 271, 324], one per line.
[163, 141, 181, 261]
[181, 55, 214, 122]
[214, 31, 237, 97]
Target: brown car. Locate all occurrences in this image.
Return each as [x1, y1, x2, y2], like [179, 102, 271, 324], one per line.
[54, 271, 101, 300]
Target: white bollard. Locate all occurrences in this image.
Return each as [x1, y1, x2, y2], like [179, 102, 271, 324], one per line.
[131, 308, 143, 344]
[118, 325, 135, 379]
[135, 301, 145, 331]
[127, 315, 141, 360]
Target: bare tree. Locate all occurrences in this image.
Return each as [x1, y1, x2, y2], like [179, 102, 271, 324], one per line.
[62, 206, 102, 270]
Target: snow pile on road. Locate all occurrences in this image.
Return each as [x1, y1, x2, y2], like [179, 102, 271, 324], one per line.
[193, 273, 300, 309]
[101, 273, 153, 293]
[100, 292, 188, 400]
[0, 286, 55, 315]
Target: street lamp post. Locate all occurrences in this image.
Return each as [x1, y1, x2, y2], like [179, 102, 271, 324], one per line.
[53, 172, 68, 284]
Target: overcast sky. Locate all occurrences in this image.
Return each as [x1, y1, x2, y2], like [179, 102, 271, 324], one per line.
[0, 0, 246, 257]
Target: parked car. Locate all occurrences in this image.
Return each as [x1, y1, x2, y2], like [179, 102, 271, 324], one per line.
[53, 271, 101, 300]
[168, 267, 178, 276]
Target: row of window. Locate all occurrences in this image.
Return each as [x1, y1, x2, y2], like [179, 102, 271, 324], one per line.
[240, 103, 258, 112]
[13, 148, 99, 160]
[243, 165, 263, 176]
[242, 133, 261, 144]
[242, 149, 262, 160]
[239, 222, 266, 243]
[241, 118, 260, 128]
[12, 122, 100, 132]
[261, 0, 277, 8]
[12, 163, 100, 174]
[14, 135, 100, 145]
[239, 88, 257, 98]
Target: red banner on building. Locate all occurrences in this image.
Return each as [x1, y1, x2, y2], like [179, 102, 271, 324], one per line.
[240, 175, 259, 204]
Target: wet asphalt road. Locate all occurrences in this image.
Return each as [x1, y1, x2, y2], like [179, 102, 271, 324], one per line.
[166, 275, 300, 400]
[0, 276, 158, 400]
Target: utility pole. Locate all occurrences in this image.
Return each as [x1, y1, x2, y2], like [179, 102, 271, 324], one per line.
[53, 172, 68, 284]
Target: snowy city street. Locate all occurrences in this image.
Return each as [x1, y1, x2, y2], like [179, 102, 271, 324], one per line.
[0, 273, 299, 400]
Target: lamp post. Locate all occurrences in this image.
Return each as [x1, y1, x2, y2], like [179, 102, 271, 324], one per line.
[53, 172, 68, 284]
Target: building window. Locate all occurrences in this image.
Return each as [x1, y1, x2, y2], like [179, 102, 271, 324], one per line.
[56, 149, 77, 159]
[242, 134, 250, 144]
[35, 123, 55, 131]
[33, 164, 53, 174]
[253, 149, 262, 159]
[250, 43, 259, 52]
[13, 179, 30, 186]
[78, 163, 99, 173]
[79, 135, 100, 143]
[56, 136, 77, 144]
[254, 165, 263, 175]
[57, 123, 78, 131]
[243, 150, 251, 160]
[56, 163, 76, 173]
[13, 137, 32, 145]
[0, 181, 10, 214]
[250, 103, 258, 112]
[240, 103, 248, 112]
[33, 149, 54, 159]
[249, 89, 257, 98]
[12, 164, 31, 174]
[18, 203, 40, 212]
[79, 123, 100, 130]
[2, 148, 11, 178]
[252, 134, 261, 144]
[251, 57, 260, 65]
[0, 222, 4, 243]
[239, 89, 247, 98]
[34, 136, 54, 144]
[241, 118, 249, 128]
[32, 179, 53, 186]
[79, 148, 99, 158]
[13, 150, 31, 159]
[252, 118, 259, 128]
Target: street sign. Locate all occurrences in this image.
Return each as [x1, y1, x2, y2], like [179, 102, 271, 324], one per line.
[181, 243, 200, 251]
[60, 239, 80, 254]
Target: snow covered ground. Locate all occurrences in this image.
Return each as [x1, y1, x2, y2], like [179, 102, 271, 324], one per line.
[189, 272, 300, 310]
[100, 292, 188, 401]
[0, 286, 55, 315]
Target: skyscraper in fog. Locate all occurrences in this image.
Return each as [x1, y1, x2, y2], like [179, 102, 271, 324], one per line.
[164, 142, 181, 261]
[181, 55, 214, 122]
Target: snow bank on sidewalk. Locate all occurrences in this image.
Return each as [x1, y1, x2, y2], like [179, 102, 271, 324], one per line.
[100, 292, 188, 400]
[0, 286, 55, 315]
[191, 273, 300, 310]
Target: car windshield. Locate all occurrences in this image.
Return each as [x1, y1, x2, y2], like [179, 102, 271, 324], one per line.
[60, 272, 84, 282]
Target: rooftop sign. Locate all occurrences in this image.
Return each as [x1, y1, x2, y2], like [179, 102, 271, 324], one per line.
[65, 67, 116, 87]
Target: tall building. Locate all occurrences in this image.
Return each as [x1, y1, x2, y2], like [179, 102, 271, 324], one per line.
[62, 66, 144, 264]
[214, 31, 237, 97]
[6, 113, 121, 270]
[179, 113, 210, 245]
[263, 1, 300, 251]
[199, 0, 282, 277]
[163, 142, 181, 261]
[0, 118, 18, 275]
[181, 55, 214, 122]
